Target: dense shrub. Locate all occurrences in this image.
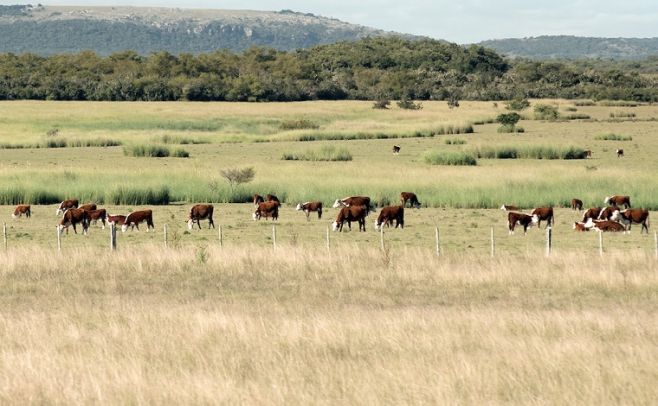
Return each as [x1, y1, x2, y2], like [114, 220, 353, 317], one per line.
[424, 151, 477, 166]
[595, 133, 633, 141]
[279, 119, 320, 130]
[534, 104, 560, 121]
[123, 144, 170, 157]
[444, 138, 467, 145]
[282, 146, 352, 161]
[397, 99, 423, 110]
[504, 99, 530, 111]
[474, 146, 587, 160]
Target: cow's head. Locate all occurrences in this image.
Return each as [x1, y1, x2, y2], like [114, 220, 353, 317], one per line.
[500, 205, 507, 211]
[55, 205, 63, 216]
[332, 221, 340, 231]
[332, 199, 344, 209]
[584, 218, 595, 229]
[295, 203, 303, 211]
[604, 196, 612, 205]
[187, 219, 195, 230]
[121, 223, 129, 233]
[610, 209, 621, 221]
[252, 211, 260, 221]
[374, 218, 382, 231]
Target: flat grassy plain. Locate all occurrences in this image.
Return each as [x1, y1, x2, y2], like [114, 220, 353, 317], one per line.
[0, 100, 657, 403]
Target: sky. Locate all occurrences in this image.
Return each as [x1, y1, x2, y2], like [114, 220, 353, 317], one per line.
[2, 0, 657, 43]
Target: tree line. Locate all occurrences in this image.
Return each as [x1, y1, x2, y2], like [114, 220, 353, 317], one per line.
[0, 37, 656, 102]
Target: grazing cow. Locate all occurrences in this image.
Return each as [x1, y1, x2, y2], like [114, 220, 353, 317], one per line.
[107, 214, 126, 226]
[584, 150, 592, 158]
[333, 206, 367, 232]
[585, 219, 626, 233]
[266, 194, 281, 207]
[85, 209, 107, 229]
[58, 208, 89, 235]
[78, 203, 97, 212]
[188, 204, 215, 230]
[531, 207, 554, 229]
[253, 194, 264, 207]
[400, 192, 421, 209]
[374, 205, 404, 230]
[253, 201, 279, 221]
[500, 204, 519, 211]
[616, 149, 624, 158]
[121, 210, 154, 232]
[392, 145, 401, 154]
[296, 201, 323, 221]
[12, 205, 31, 219]
[573, 222, 590, 232]
[332, 196, 374, 214]
[507, 212, 536, 235]
[611, 209, 650, 234]
[598, 206, 619, 221]
[571, 198, 583, 211]
[56, 199, 78, 216]
[604, 195, 631, 209]
[582, 207, 602, 223]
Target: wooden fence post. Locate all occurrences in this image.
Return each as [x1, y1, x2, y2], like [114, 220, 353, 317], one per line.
[654, 232, 657, 260]
[3, 222, 6, 251]
[435, 227, 440, 257]
[218, 225, 223, 247]
[56, 225, 61, 252]
[380, 226, 385, 251]
[545, 227, 552, 257]
[599, 231, 603, 257]
[272, 225, 277, 249]
[164, 224, 168, 248]
[326, 226, 330, 251]
[110, 222, 116, 251]
[490, 227, 495, 257]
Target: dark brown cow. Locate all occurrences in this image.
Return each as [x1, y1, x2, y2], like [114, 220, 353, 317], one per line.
[266, 194, 281, 207]
[332, 196, 374, 214]
[584, 150, 592, 158]
[56, 199, 78, 216]
[58, 208, 89, 235]
[121, 210, 154, 232]
[107, 214, 126, 226]
[253, 201, 279, 221]
[582, 207, 602, 223]
[374, 205, 404, 230]
[85, 208, 107, 229]
[612, 209, 650, 234]
[531, 207, 554, 229]
[598, 206, 619, 221]
[507, 212, 536, 235]
[296, 201, 322, 220]
[571, 198, 583, 211]
[616, 149, 624, 158]
[12, 205, 31, 219]
[400, 192, 421, 209]
[79, 203, 97, 212]
[392, 145, 401, 154]
[253, 194, 264, 207]
[333, 206, 367, 232]
[188, 204, 215, 230]
[604, 195, 631, 209]
[573, 222, 590, 232]
[586, 220, 626, 233]
[500, 204, 519, 211]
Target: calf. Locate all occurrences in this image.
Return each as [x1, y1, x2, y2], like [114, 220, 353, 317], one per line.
[79, 203, 97, 212]
[604, 195, 631, 209]
[56, 199, 78, 216]
[253, 194, 264, 207]
[573, 222, 590, 232]
[107, 214, 126, 226]
[332, 196, 374, 214]
[266, 194, 281, 207]
[58, 208, 89, 235]
[598, 206, 619, 221]
[584, 150, 592, 158]
[616, 148, 624, 158]
[85, 208, 107, 229]
[121, 210, 154, 232]
[611, 209, 649, 234]
[508, 212, 536, 235]
[582, 207, 602, 223]
[500, 204, 519, 211]
[585, 219, 626, 233]
[571, 198, 583, 211]
[188, 204, 215, 230]
[400, 192, 421, 209]
[374, 205, 404, 230]
[253, 201, 279, 221]
[531, 207, 554, 229]
[333, 206, 367, 232]
[296, 201, 322, 221]
[12, 204, 31, 219]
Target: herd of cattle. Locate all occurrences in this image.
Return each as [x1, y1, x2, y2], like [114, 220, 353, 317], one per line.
[9, 192, 649, 238]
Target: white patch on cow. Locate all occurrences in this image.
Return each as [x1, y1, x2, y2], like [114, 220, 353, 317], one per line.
[332, 199, 343, 208]
[56, 208, 62, 216]
[252, 212, 258, 221]
[187, 219, 194, 230]
[610, 210, 621, 222]
[11, 213, 17, 219]
[332, 221, 340, 231]
[374, 219, 380, 231]
[604, 196, 611, 205]
[121, 224, 128, 232]
[295, 203, 303, 211]
[531, 215, 539, 224]
[584, 218, 595, 228]
[500, 205, 506, 211]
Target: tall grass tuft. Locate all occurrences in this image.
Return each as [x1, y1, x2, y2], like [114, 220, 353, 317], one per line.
[158, 135, 209, 145]
[609, 111, 636, 118]
[595, 133, 632, 141]
[282, 146, 352, 161]
[424, 151, 477, 166]
[474, 146, 587, 160]
[444, 138, 467, 145]
[106, 185, 171, 205]
[124, 144, 171, 157]
[279, 119, 320, 130]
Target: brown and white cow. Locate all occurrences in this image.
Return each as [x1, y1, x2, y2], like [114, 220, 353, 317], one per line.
[296, 201, 322, 221]
[121, 210, 154, 232]
[188, 204, 215, 230]
[85, 208, 107, 229]
[616, 149, 624, 158]
[584, 150, 592, 158]
[58, 208, 89, 235]
[392, 145, 401, 154]
[266, 194, 281, 207]
[332, 196, 374, 214]
[571, 198, 583, 211]
[604, 195, 631, 209]
[374, 205, 404, 230]
[79, 203, 97, 212]
[56, 199, 78, 216]
[598, 206, 619, 221]
[582, 207, 602, 223]
[611, 209, 650, 234]
[12, 205, 31, 219]
[253, 201, 279, 221]
[500, 204, 519, 211]
[531, 207, 554, 229]
[107, 214, 126, 226]
[507, 212, 537, 235]
[400, 192, 421, 209]
[573, 222, 590, 232]
[253, 194, 265, 207]
[333, 206, 367, 232]
[584, 219, 626, 233]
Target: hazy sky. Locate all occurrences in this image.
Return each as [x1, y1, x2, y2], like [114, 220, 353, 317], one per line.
[3, 1, 657, 43]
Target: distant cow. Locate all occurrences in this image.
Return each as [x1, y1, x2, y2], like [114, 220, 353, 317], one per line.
[85, 209, 107, 229]
[500, 204, 519, 211]
[332, 196, 374, 214]
[188, 204, 215, 230]
[507, 212, 536, 235]
[58, 208, 89, 235]
[612, 208, 650, 234]
[107, 214, 126, 226]
[531, 207, 554, 229]
[604, 195, 631, 209]
[266, 194, 281, 207]
[585, 219, 626, 233]
[121, 210, 154, 232]
[616, 149, 624, 158]
[296, 201, 322, 221]
[12, 205, 31, 219]
[584, 150, 592, 158]
[582, 207, 602, 223]
[79, 203, 97, 212]
[392, 145, 401, 154]
[56, 199, 78, 216]
[333, 206, 367, 232]
[400, 192, 421, 209]
[598, 206, 619, 221]
[253, 201, 279, 221]
[374, 205, 404, 230]
[573, 221, 590, 232]
[253, 194, 264, 207]
[571, 198, 583, 211]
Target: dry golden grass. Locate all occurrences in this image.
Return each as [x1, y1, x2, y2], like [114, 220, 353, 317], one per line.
[0, 245, 656, 404]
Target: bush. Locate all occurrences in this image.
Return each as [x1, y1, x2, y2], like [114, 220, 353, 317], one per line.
[444, 138, 467, 145]
[372, 99, 390, 110]
[574, 100, 596, 106]
[172, 148, 190, 158]
[599, 100, 642, 107]
[534, 104, 560, 121]
[473, 146, 587, 160]
[564, 114, 591, 120]
[282, 146, 352, 161]
[397, 99, 423, 110]
[497, 124, 519, 133]
[595, 133, 633, 141]
[609, 111, 636, 118]
[564, 107, 578, 112]
[124, 144, 170, 157]
[424, 151, 477, 166]
[496, 113, 521, 127]
[505, 99, 530, 111]
[279, 119, 320, 130]
[159, 135, 209, 144]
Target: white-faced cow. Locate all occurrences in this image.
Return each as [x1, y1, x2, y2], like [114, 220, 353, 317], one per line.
[121, 210, 154, 232]
[296, 201, 322, 221]
[500, 204, 519, 211]
[333, 206, 367, 232]
[12, 205, 31, 219]
[374, 205, 404, 230]
[78, 203, 97, 212]
[507, 212, 537, 235]
[573, 221, 590, 232]
[253, 201, 279, 221]
[571, 198, 583, 211]
[253, 194, 264, 207]
[531, 207, 554, 229]
[107, 214, 126, 227]
[582, 207, 602, 223]
[85, 209, 107, 229]
[616, 149, 624, 158]
[332, 196, 374, 214]
[188, 204, 215, 230]
[611, 209, 650, 234]
[584, 219, 626, 233]
[266, 194, 281, 207]
[604, 195, 631, 209]
[400, 192, 421, 209]
[584, 150, 592, 158]
[392, 145, 401, 154]
[598, 206, 619, 221]
[58, 208, 89, 235]
[56, 199, 78, 216]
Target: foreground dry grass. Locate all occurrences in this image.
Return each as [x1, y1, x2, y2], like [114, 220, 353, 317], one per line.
[0, 246, 657, 404]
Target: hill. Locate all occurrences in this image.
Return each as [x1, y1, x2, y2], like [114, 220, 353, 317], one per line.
[479, 36, 658, 60]
[0, 4, 403, 55]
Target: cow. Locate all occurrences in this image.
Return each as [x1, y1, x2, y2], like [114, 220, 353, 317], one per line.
[531, 207, 554, 229]
[616, 149, 624, 158]
[604, 195, 631, 209]
[253, 194, 264, 207]
[56, 199, 78, 216]
[507, 212, 536, 235]
[79, 203, 97, 212]
[573, 222, 590, 232]
[332, 196, 374, 214]
[266, 194, 281, 207]
[188, 204, 215, 230]
[584, 219, 626, 233]
[85, 209, 107, 229]
[58, 208, 89, 235]
[598, 206, 619, 221]
[611, 209, 650, 234]
[296, 201, 322, 221]
[400, 192, 421, 209]
[392, 145, 401, 154]
[584, 150, 592, 158]
[253, 201, 279, 221]
[571, 198, 583, 211]
[121, 210, 154, 232]
[333, 206, 367, 232]
[500, 204, 519, 211]
[582, 207, 602, 223]
[107, 214, 126, 226]
[12, 205, 31, 219]
[374, 205, 404, 230]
